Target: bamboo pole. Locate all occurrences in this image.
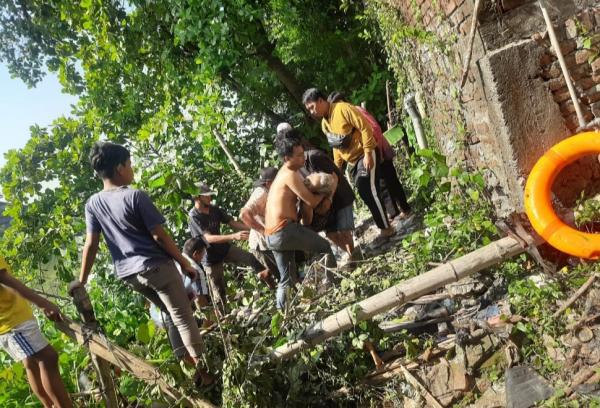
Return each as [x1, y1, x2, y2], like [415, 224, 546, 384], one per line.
[539, 0, 586, 128]
[55, 318, 216, 408]
[267, 235, 529, 361]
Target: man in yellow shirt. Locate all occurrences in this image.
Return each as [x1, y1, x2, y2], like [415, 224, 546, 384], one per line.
[303, 88, 394, 241]
[0, 256, 73, 407]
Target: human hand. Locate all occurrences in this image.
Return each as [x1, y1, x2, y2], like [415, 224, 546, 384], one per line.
[235, 231, 249, 241]
[363, 153, 374, 172]
[40, 300, 63, 322]
[181, 261, 198, 280]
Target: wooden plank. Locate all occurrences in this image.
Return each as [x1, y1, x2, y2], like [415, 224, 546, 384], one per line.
[55, 319, 216, 408]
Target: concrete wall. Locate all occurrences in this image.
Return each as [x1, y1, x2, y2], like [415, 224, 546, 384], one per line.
[387, 0, 600, 215]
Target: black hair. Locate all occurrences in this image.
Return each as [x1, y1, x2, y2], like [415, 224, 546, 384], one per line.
[327, 91, 346, 104]
[302, 88, 326, 105]
[276, 127, 303, 143]
[183, 236, 207, 257]
[89, 141, 130, 179]
[275, 134, 303, 160]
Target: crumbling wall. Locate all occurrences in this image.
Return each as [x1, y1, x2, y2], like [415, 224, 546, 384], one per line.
[387, 0, 600, 215]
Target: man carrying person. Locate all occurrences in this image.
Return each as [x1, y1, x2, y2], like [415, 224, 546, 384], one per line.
[265, 136, 337, 311]
[302, 88, 394, 242]
[188, 183, 275, 315]
[276, 126, 357, 261]
[239, 167, 280, 279]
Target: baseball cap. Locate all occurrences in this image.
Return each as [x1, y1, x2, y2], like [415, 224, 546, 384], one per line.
[194, 182, 217, 197]
[253, 167, 278, 187]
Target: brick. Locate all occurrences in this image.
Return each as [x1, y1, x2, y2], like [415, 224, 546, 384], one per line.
[570, 64, 591, 81]
[439, 0, 458, 16]
[582, 86, 600, 104]
[595, 9, 600, 28]
[565, 18, 578, 39]
[592, 57, 600, 73]
[539, 52, 555, 66]
[576, 77, 597, 91]
[560, 100, 576, 115]
[543, 61, 562, 79]
[575, 49, 593, 65]
[553, 88, 572, 103]
[548, 76, 566, 91]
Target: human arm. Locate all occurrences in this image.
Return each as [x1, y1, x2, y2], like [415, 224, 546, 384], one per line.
[240, 207, 265, 234]
[228, 219, 250, 231]
[342, 104, 376, 170]
[287, 172, 325, 209]
[0, 268, 62, 321]
[79, 232, 100, 285]
[300, 202, 314, 226]
[150, 225, 197, 279]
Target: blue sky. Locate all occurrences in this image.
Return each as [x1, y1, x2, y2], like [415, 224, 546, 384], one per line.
[0, 63, 78, 168]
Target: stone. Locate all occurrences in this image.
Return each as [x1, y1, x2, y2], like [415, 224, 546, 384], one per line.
[539, 52, 554, 66]
[592, 57, 600, 73]
[577, 77, 597, 91]
[575, 49, 593, 65]
[553, 88, 572, 103]
[565, 18, 578, 39]
[439, 0, 458, 16]
[579, 10, 594, 31]
[505, 366, 554, 408]
[470, 382, 506, 408]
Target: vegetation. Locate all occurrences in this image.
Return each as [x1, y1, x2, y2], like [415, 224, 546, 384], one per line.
[1, 0, 599, 407]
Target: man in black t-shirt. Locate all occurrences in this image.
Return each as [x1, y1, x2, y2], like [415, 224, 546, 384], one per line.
[188, 183, 275, 314]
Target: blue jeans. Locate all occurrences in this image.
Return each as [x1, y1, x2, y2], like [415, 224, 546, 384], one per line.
[266, 222, 335, 309]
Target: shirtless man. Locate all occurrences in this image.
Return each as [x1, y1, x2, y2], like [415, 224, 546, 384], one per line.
[265, 137, 337, 310]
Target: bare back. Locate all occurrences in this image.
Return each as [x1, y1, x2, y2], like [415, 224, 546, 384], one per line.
[265, 165, 324, 233]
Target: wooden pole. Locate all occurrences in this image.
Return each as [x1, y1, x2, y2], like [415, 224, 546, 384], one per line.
[267, 235, 530, 361]
[385, 80, 393, 129]
[54, 317, 217, 408]
[459, 0, 482, 89]
[212, 130, 244, 177]
[68, 282, 119, 408]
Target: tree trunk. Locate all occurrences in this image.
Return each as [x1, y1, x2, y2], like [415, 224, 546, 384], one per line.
[267, 235, 533, 362]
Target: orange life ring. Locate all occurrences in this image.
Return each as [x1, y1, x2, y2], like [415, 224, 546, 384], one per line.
[524, 131, 600, 259]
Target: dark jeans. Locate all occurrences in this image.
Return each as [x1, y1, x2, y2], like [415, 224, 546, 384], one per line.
[380, 159, 411, 214]
[266, 222, 335, 310]
[349, 151, 390, 229]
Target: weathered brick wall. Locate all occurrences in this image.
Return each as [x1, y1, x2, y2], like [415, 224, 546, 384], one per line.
[387, 0, 600, 215]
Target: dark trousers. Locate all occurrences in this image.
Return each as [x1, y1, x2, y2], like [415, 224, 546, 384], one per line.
[349, 151, 390, 230]
[266, 222, 335, 310]
[380, 159, 411, 214]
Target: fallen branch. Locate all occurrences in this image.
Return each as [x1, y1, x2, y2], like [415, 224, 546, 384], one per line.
[267, 235, 531, 362]
[553, 274, 598, 318]
[399, 364, 444, 408]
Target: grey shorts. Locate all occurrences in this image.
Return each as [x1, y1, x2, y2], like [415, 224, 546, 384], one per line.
[0, 319, 49, 361]
[326, 204, 355, 233]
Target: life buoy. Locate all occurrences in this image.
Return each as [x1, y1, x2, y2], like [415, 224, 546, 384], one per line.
[524, 131, 600, 259]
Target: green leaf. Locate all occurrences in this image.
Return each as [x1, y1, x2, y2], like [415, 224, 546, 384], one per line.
[271, 312, 283, 337]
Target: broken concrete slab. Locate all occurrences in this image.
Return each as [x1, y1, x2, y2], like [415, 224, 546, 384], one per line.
[505, 366, 554, 408]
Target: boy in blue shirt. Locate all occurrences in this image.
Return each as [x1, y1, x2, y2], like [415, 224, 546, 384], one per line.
[75, 141, 213, 386]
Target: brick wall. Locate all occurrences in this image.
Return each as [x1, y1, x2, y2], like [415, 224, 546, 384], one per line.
[386, 0, 600, 215]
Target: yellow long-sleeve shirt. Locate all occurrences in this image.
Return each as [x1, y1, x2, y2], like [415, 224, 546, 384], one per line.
[321, 101, 377, 168]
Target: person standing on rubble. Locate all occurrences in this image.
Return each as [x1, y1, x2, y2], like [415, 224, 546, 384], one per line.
[303, 87, 395, 244]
